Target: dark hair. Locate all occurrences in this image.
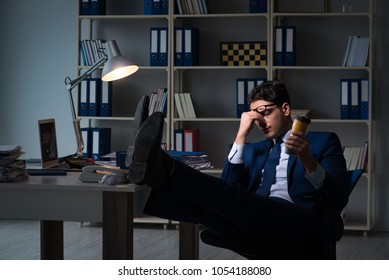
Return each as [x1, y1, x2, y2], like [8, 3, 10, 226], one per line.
[248, 80, 291, 106]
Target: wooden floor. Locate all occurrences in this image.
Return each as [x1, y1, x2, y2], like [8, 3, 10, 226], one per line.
[0, 219, 388, 260]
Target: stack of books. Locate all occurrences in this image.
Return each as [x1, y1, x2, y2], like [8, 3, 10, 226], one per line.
[343, 142, 368, 171]
[176, 0, 208, 14]
[0, 145, 28, 182]
[174, 93, 197, 119]
[149, 88, 168, 116]
[342, 35, 370, 67]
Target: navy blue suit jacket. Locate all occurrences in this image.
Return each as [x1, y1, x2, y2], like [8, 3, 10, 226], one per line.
[221, 131, 348, 257]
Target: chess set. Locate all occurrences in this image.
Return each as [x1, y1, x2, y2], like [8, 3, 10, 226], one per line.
[220, 41, 267, 66]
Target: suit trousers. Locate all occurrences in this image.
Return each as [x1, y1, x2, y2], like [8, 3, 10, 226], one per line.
[143, 160, 319, 243]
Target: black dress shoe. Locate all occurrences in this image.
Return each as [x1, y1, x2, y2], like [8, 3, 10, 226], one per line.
[126, 95, 150, 167]
[133, 95, 150, 138]
[128, 112, 168, 189]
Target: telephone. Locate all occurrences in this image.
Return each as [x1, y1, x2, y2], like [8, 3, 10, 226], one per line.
[79, 165, 129, 183]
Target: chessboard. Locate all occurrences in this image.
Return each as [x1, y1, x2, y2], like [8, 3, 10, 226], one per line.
[220, 41, 267, 66]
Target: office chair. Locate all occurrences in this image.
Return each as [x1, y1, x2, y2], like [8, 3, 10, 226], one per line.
[200, 169, 364, 260]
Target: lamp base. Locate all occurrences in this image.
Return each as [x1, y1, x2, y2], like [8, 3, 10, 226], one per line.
[62, 154, 92, 169]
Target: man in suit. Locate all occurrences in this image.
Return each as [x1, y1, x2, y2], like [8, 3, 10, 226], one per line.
[128, 80, 348, 259]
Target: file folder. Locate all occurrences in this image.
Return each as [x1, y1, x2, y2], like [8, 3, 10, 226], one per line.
[340, 79, 350, 119]
[349, 79, 360, 119]
[247, 78, 256, 102]
[81, 127, 92, 158]
[249, 0, 267, 13]
[249, 0, 259, 13]
[360, 78, 369, 120]
[152, 0, 161, 14]
[100, 81, 112, 117]
[161, 0, 169, 14]
[88, 78, 100, 116]
[150, 28, 159, 66]
[284, 26, 296, 66]
[184, 129, 200, 152]
[91, 127, 111, 160]
[183, 27, 199, 66]
[159, 27, 168, 66]
[236, 78, 247, 118]
[274, 26, 284, 66]
[175, 27, 184, 66]
[89, 0, 106, 15]
[258, 0, 267, 12]
[144, 0, 152, 15]
[174, 129, 185, 152]
[255, 78, 265, 87]
[80, 0, 90, 15]
[78, 79, 89, 116]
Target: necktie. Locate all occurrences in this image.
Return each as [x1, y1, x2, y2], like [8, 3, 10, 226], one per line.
[256, 138, 282, 197]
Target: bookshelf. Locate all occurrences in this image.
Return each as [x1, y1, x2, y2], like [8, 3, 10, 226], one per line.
[75, 0, 375, 231]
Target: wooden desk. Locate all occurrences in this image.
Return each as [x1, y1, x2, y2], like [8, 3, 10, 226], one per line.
[0, 174, 147, 260]
[0, 174, 199, 260]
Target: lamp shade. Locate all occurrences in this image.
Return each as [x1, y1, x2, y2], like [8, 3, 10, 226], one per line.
[102, 40, 139, 82]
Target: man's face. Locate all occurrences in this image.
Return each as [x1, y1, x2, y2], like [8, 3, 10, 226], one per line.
[250, 100, 292, 139]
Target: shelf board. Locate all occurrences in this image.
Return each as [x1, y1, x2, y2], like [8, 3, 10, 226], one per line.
[273, 66, 370, 70]
[173, 13, 267, 19]
[134, 215, 178, 225]
[273, 12, 370, 17]
[79, 116, 133, 121]
[173, 118, 370, 124]
[79, 15, 169, 20]
[174, 65, 268, 71]
[344, 221, 372, 231]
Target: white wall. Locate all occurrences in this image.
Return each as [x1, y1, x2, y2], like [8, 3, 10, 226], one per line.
[0, 0, 77, 158]
[0, 0, 388, 230]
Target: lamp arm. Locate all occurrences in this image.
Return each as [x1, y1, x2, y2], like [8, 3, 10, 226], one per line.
[64, 55, 107, 158]
[65, 55, 107, 91]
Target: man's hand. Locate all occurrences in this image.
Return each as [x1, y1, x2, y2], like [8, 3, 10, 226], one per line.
[285, 131, 318, 174]
[234, 111, 264, 144]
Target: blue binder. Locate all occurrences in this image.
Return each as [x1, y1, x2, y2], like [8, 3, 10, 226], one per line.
[81, 127, 92, 158]
[255, 78, 265, 87]
[284, 26, 296, 66]
[340, 79, 350, 119]
[78, 79, 89, 116]
[150, 27, 159, 66]
[91, 127, 111, 160]
[360, 78, 369, 120]
[258, 0, 267, 12]
[88, 78, 100, 116]
[236, 78, 247, 118]
[174, 27, 184, 66]
[100, 81, 112, 117]
[144, 0, 152, 15]
[89, 0, 106, 15]
[349, 79, 360, 119]
[152, 0, 161, 14]
[79, 0, 90, 15]
[246, 78, 256, 103]
[274, 26, 284, 66]
[183, 27, 199, 66]
[249, 0, 267, 13]
[161, 0, 169, 14]
[174, 129, 185, 152]
[159, 27, 168, 66]
[249, 0, 259, 13]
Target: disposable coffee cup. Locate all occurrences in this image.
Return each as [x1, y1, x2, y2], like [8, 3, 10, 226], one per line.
[286, 115, 311, 155]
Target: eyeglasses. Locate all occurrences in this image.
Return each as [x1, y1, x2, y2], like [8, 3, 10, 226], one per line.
[251, 103, 279, 116]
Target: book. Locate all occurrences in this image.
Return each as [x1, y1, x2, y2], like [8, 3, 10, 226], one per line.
[174, 93, 197, 118]
[343, 36, 370, 67]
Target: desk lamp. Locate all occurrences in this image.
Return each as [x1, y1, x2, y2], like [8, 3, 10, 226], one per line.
[65, 40, 138, 158]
